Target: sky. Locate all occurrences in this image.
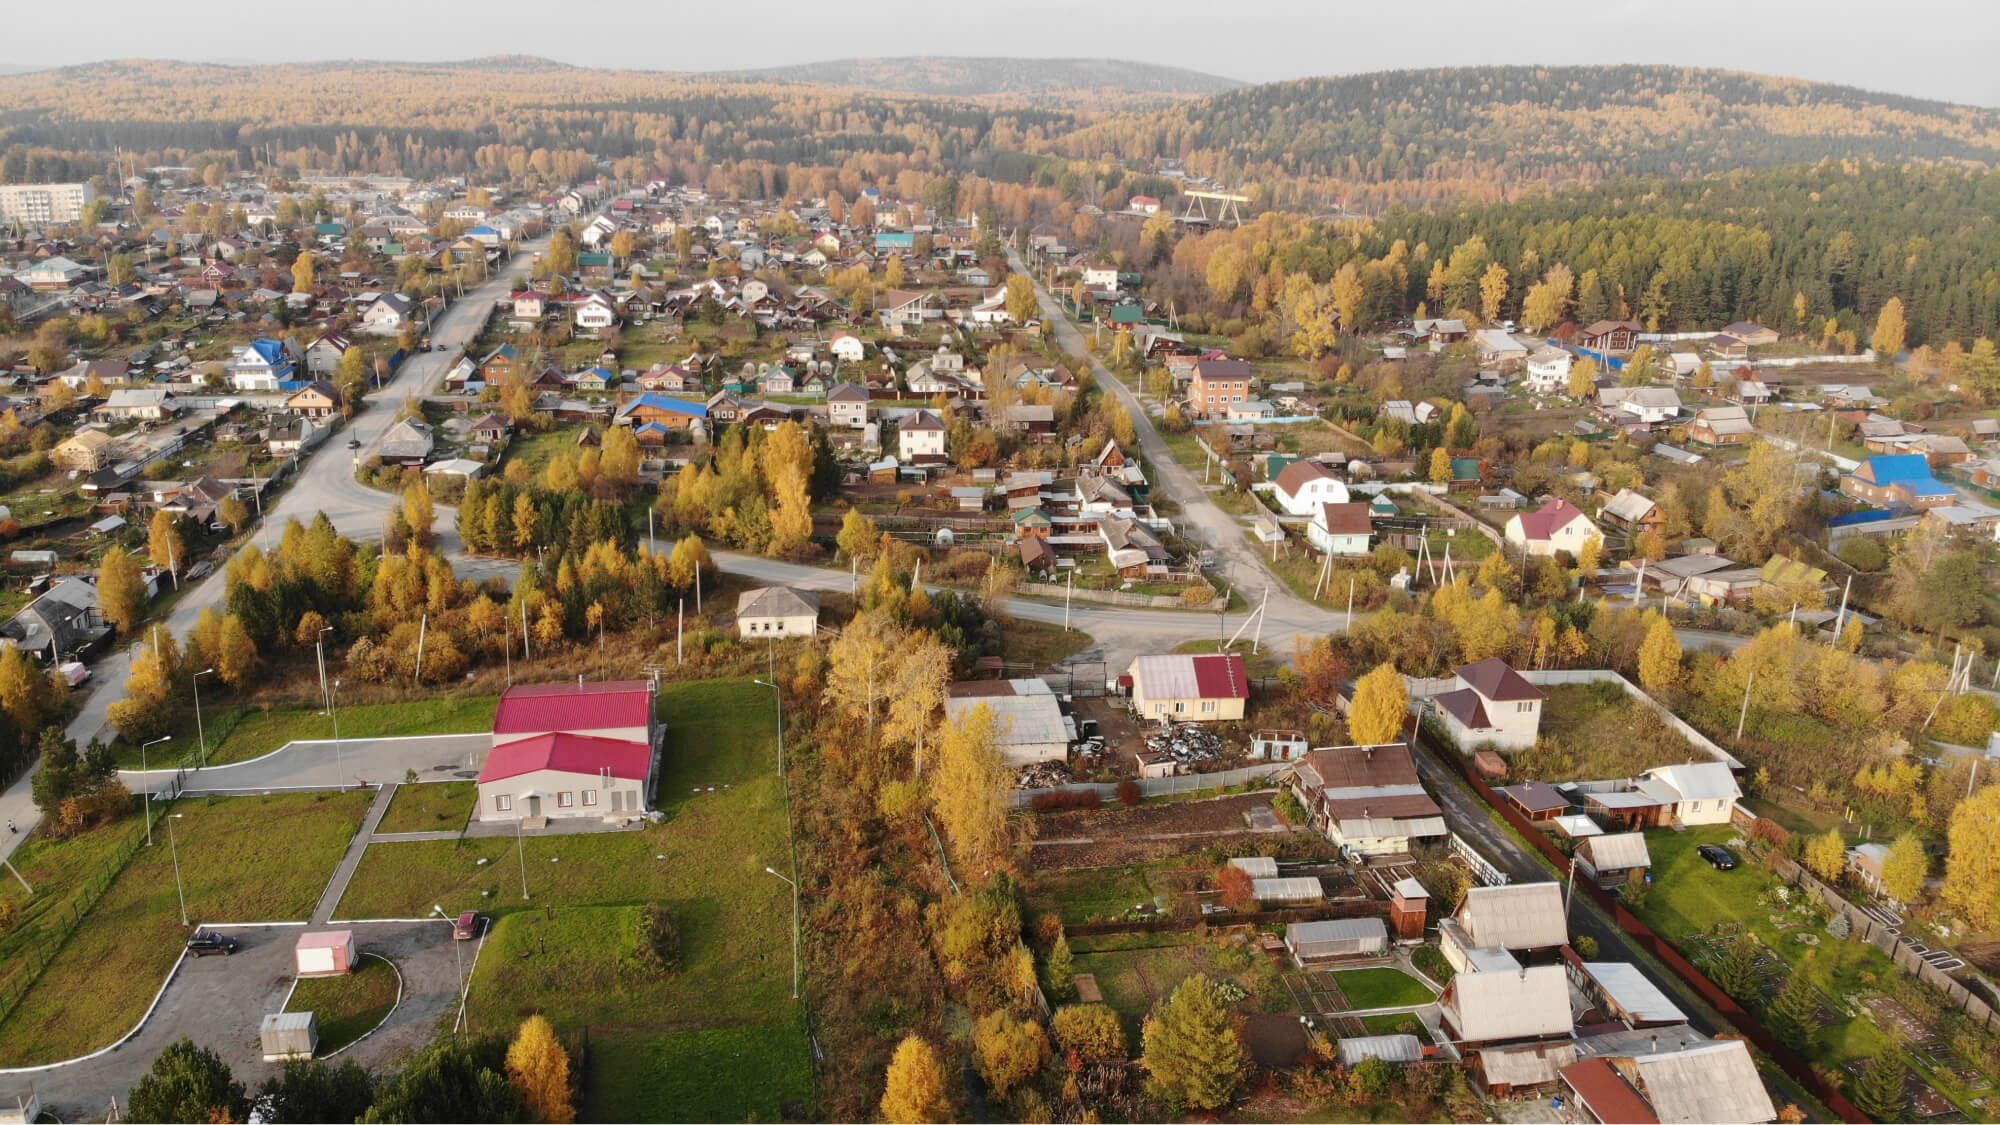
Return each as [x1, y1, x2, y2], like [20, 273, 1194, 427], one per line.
[7, 0, 1997, 108]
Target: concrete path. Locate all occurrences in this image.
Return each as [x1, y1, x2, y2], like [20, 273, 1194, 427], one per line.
[312, 784, 399, 925]
[371, 830, 461, 843]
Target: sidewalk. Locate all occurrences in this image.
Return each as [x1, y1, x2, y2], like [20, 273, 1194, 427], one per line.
[311, 784, 398, 924]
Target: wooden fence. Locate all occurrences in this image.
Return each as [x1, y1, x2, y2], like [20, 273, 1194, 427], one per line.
[1421, 726, 1869, 1123]
[1066, 897, 1389, 937]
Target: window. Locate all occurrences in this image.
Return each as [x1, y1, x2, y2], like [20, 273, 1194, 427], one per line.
[1174, 702, 1186, 713]
[558, 792, 574, 808]
[1518, 701, 1533, 713]
[1201, 701, 1215, 713]
[582, 790, 598, 807]
[494, 795, 513, 812]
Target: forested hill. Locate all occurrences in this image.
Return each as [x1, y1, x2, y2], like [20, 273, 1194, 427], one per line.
[1060, 65, 2000, 199]
[716, 57, 1243, 99]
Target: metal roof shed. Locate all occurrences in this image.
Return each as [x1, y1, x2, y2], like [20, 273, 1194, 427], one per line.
[1253, 876, 1324, 905]
[1228, 856, 1279, 879]
[1337, 1034, 1423, 1066]
[1287, 918, 1388, 961]
[260, 1011, 319, 1061]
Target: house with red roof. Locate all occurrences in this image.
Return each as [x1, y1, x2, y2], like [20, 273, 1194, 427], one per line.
[478, 680, 659, 822]
[1124, 652, 1249, 724]
[1503, 497, 1598, 558]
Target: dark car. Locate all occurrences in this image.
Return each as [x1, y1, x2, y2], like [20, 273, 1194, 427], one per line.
[1697, 844, 1738, 870]
[186, 931, 239, 957]
[453, 911, 484, 940]
[347, 436, 362, 449]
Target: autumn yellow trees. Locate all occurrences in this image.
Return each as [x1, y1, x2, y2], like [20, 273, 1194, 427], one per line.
[505, 1015, 575, 1124]
[1348, 663, 1409, 746]
[880, 1036, 952, 1123]
[1944, 785, 2000, 928]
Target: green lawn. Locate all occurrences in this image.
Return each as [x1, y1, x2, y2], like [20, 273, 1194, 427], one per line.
[0, 791, 374, 1065]
[1001, 616, 1094, 668]
[1069, 939, 1282, 1039]
[111, 695, 499, 769]
[1028, 866, 1162, 927]
[1505, 682, 1704, 782]
[349, 678, 812, 1121]
[376, 781, 476, 835]
[288, 952, 399, 1055]
[1359, 1011, 1431, 1041]
[499, 427, 593, 477]
[1333, 967, 1435, 1010]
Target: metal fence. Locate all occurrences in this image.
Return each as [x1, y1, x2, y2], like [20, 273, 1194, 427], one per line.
[1010, 761, 1288, 808]
[0, 827, 145, 1031]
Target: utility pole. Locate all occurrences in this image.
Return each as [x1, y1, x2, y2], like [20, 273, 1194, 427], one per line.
[1064, 569, 1073, 632]
[1736, 670, 1756, 740]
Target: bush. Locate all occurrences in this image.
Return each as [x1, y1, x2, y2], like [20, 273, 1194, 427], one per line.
[1030, 788, 1104, 812]
[628, 903, 682, 974]
[1180, 585, 1216, 608]
[1410, 943, 1455, 984]
[1116, 779, 1143, 807]
[1837, 536, 1887, 572]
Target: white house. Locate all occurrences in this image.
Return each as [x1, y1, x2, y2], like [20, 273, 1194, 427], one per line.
[1636, 762, 1741, 826]
[1429, 659, 1544, 751]
[735, 586, 820, 638]
[360, 293, 417, 333]
[1598, 386, 1683, 426]
[1081, 264, 1119, 288]
[574, 293, 619, 332]
[1273, 459, 1350, 517]
[480, 680, 659, 821]
[897, 409, 948, 462]
[830, 333, 866, 363]
[1524, 347, 1574, 394]
[1504, 498, 1599, 558]
[226, 337, 298, 391]
[304, 331, 354, 377]
[1308, 502, 1374, 556]
[826, 383, 870, 428]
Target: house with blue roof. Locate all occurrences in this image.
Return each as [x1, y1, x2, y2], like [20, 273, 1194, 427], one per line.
[615, 393, 708, 431]
[874, 231, 916, 252]
[573, 366, 615, 394]
[1842, 453, 1955, 510]
[227, 337, 299, 391]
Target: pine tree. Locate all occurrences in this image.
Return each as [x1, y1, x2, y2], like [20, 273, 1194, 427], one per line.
[879, 1035, 952, 1124]
[1709, 938, 1758, 1001]
[1142, 974, 1247, 1111]
[1765, 963, 1820, 1048]
[1043, 932, 1076, 1001]
[128, 1037, 248, 1124]
[1349, 663, 1409, 746]
[505, 1015, 575, 1124]
[1849, 1054, 1907, 1122]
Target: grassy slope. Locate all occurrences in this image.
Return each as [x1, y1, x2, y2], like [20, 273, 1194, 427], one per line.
[347, 678, 812, 1122]
[0, 791, 374, 1065]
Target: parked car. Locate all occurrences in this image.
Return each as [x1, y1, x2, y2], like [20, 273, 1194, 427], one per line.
[453, 911, 484, 940]
[186, 931, 239, 957]
[1697, 844, 1738, 870]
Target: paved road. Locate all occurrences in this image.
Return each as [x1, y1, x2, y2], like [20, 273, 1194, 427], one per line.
[119, 734, 492, 798]
[0, 237, 555, 864]
[1008, 246, 1339, 625]
[32, 919, 472, 1121]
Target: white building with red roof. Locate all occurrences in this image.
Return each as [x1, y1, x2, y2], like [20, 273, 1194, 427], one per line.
[1503, 497, 1598, 558]
[1428, 659, 1544, 751]
[1272, 459, 1350, 516]
[1124, 652, 1249, 724]
[478, 680, 659, 821]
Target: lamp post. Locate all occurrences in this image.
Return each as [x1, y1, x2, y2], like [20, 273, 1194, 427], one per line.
[516, 814, 531, 901]
[431, 904, 468, 1033]
[166, 813, 188, 926]
[327, 678, 345, 789]
[191, 667, 215, 767]
[763, 866, 800, 1001]
[315, 625, 334, 715]
[140, 736, 170, 846]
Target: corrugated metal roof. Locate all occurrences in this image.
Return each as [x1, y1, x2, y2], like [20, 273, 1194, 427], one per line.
[1252, 877, 1323, 903]
[1580, 832, 1652, 872]
[1581, 962, 1685, 1026]
[1338, 1034, 1423, 1066]
[1560, 1057, 1660, 1123]
[479, 731, 653, 784]
[493, 681, 652, 735]
[1632, 1041, 1777, 1124]
[1129, 653, 1248, 702]
[1476, 1038, 1578, 1086]
[1457, 883, 1567, 950]
[943, 683, 1067, 749]
[735, 585, 820, 621]
[1289, 918, 1387, 952]
[1644, 763, 1739, 802]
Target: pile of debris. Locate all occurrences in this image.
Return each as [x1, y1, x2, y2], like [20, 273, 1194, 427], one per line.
[1016, 760, 1073, 789]
[1146, 723, 1225, 766]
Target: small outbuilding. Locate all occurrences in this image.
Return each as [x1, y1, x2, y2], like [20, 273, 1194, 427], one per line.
[1337, 1034, 1423, 1067]
[294, 929, 355, 978]
[1575, 832, 1652, 889]
[260, 1011, 319, 1061]
[1253, 876, 1324, 906]
[1286, 918, 1389, 965]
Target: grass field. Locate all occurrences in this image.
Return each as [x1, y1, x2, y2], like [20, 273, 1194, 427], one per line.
[497, 427, 590, 478]
[1359, 1011, 1431, 1041]
[352, 678, 812, 1121]
[1332, 967, 1433, 1010]
[111, 695, 499, 769]
[288, 953, 399, 1055]
[1504, 682, 1700, 782]
[1069, 938, 1283, 1037]
[0, 791, 374, 1065]
[1028, 865, 1163, 926]
[376, 781, 476, 835]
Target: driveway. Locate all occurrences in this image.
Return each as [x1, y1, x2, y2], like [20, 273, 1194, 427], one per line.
[120, 733, 492, 796]
[27, 920, 470, 1121]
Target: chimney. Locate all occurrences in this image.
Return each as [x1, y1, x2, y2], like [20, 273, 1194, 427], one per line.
[1649, 1034, 1658, 1054]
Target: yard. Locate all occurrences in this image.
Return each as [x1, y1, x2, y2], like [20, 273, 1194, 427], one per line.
[112, 694, 499, 769]
[1330, 967, 1434, 1010]
[0, 791, 375, 1065]
[375, 780, 477, 835]
[287, 952, 399, 1054]
[1068, 933, 1286, 1039]
[1503, 682, 1702, 782]
[344, 678, 812, 1121]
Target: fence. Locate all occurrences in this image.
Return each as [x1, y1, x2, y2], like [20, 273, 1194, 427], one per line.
[1066, 898, 1388, 937]
[1396, 488, 1505, 547]
[1419, 724, 1868, 1123]
[1762, 846, 2000, 1034]
[1406, 669, 1741, 768]
[0, 826, 146, 1033]
[1010, 761, 1288, 807]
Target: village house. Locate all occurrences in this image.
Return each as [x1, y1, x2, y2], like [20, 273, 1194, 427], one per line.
[360, 292, 417, 333]
[227, 337, 299, 391]
[1475, 330, 1528, 370]
[1286, 743, 1446, 856]
[1597, 489, 1662, 536]
[1503, 497, 1599, 558]
[897, 409, 948, 463]
[376, 418, 434, 466]
[1523, 347, 1574, 394]
[1124, 652, 1248, 724]
[615, 393, 708, 431]
[826, 383, 870, 428]
[1719, 321, 1779, 346]
[574, 292, 619, 332]
[1439, 964, 1576, 1094]
[1429, 658, 1544, 751]
[1577, 319, 1642, 353]
[1597, 386, 1682, 427]
[734, 586, 820, 638]
[1688, 404, 1754, 446]
[0, 576, 108, 661]
[1561, 1034, 1777, 1124]
[284, 381, 342, 419]
[1189, 357, 1253, 417]
[479, 680, 659, 822]
[1842, 453, 1954, 510]
[1272, 458, 1349, 516]
[1308, 501, 1374, 556]
[304, 331, 353, 377]
[94, 388, 175, 422]
[1574, 832, 1653, 889]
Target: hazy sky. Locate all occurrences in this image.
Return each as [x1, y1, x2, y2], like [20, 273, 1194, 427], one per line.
[9, 0, 1996, 108]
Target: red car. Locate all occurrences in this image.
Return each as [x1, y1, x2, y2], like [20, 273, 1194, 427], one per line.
[453, 911, 484, 940]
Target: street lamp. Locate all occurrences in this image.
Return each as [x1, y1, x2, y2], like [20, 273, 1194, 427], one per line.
[326, 678, 345, 789]
[430, 903, 468, 1033]
[166, 813, 188, 926]
[140, 736, 170, 846]
[315, 625, 334, 715]
[192, 667, 215, 767]
[763, 866, 800, 1001]
[515, 814, 531, 901]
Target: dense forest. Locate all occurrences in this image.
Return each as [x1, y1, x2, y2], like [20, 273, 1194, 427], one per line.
[1119, 163, 2000, 353]
[1059, 65, 2000, 208]
[715, 56, 1242, 102]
